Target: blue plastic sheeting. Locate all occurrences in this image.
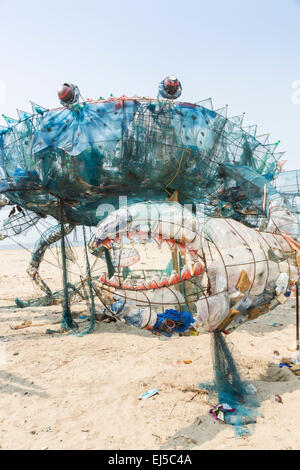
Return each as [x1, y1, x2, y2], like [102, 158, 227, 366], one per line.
[153, 309, 195, 334]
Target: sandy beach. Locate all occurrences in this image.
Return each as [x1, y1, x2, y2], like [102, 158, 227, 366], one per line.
[0, 246, 299, 450]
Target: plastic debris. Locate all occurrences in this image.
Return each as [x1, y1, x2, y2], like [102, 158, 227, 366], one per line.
[236, 270, 251, 293]
[279, 357, 300, 376]
[275, 394, 283, 404]
[138, 388, 159, 400]
[279, 362, 291, 369]
[209, 403, 236, 422]
[9, 320, 32, 330]
[292, 353, 300, 365]
[170, 360, 182, 367]
[153, 309, 195, 337]
[275, 273, 289, 296]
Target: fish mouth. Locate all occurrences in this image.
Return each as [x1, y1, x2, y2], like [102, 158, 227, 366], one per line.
[89, 202, 206, 292]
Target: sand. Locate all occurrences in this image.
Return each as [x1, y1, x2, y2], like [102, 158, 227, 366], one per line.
[0, 246, 299, 450]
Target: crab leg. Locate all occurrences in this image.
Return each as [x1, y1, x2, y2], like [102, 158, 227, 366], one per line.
[27, 223, 75, 297]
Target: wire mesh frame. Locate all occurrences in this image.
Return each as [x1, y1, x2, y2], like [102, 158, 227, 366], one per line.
[0, 100, 280, 181]
[0, 204, 298, 336]
[92, 209, 298, 330]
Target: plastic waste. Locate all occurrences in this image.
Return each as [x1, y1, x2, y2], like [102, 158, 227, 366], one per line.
[138, 388, 159, 400]
[275, 272, 289, 296]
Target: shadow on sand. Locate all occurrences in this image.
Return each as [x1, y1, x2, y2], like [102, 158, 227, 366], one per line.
[0, 370, 50, 398]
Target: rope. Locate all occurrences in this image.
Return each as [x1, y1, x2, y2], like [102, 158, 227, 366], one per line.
[165, 148, 191, 196]
[59, 198, 77, 330]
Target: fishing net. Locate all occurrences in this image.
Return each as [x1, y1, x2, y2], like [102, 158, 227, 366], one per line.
[199, 330, 260, 437]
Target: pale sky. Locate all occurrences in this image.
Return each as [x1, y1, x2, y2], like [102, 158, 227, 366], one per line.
[0, 0, 300, 247]
[0, 0, 300, 170]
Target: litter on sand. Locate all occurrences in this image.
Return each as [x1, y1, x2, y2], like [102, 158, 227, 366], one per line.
[138, 388, 159, 400]
[10, 320, 50, 330]
[209, 403, 236, 422]
[275, 394, 283, 404]
[171, 359, 193, 366]
[279, 362, 291, 369]
[9, 320, 32, 330]
[279, 357, 300, 376]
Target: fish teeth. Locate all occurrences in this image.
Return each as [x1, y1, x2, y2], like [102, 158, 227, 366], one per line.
[160, 274, 170, 287]
[169, 270, 181, 285]
[181, 265, 192, 280]
[136, 279, 147, 290]
[193, 261, 205, 276]
[149, 276, 160, 289]
[122, 276, 134, 289]
[108, 275, 120, 287]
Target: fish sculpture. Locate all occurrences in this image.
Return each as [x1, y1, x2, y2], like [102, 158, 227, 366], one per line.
[89, 201, 300, 334]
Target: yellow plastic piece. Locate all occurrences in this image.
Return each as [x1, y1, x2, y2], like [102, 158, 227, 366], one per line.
[236, 269, 251, 292]
[217, 308, 239, 332]
[277, 293, 287, 304]
[248, 304, 270, 320]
